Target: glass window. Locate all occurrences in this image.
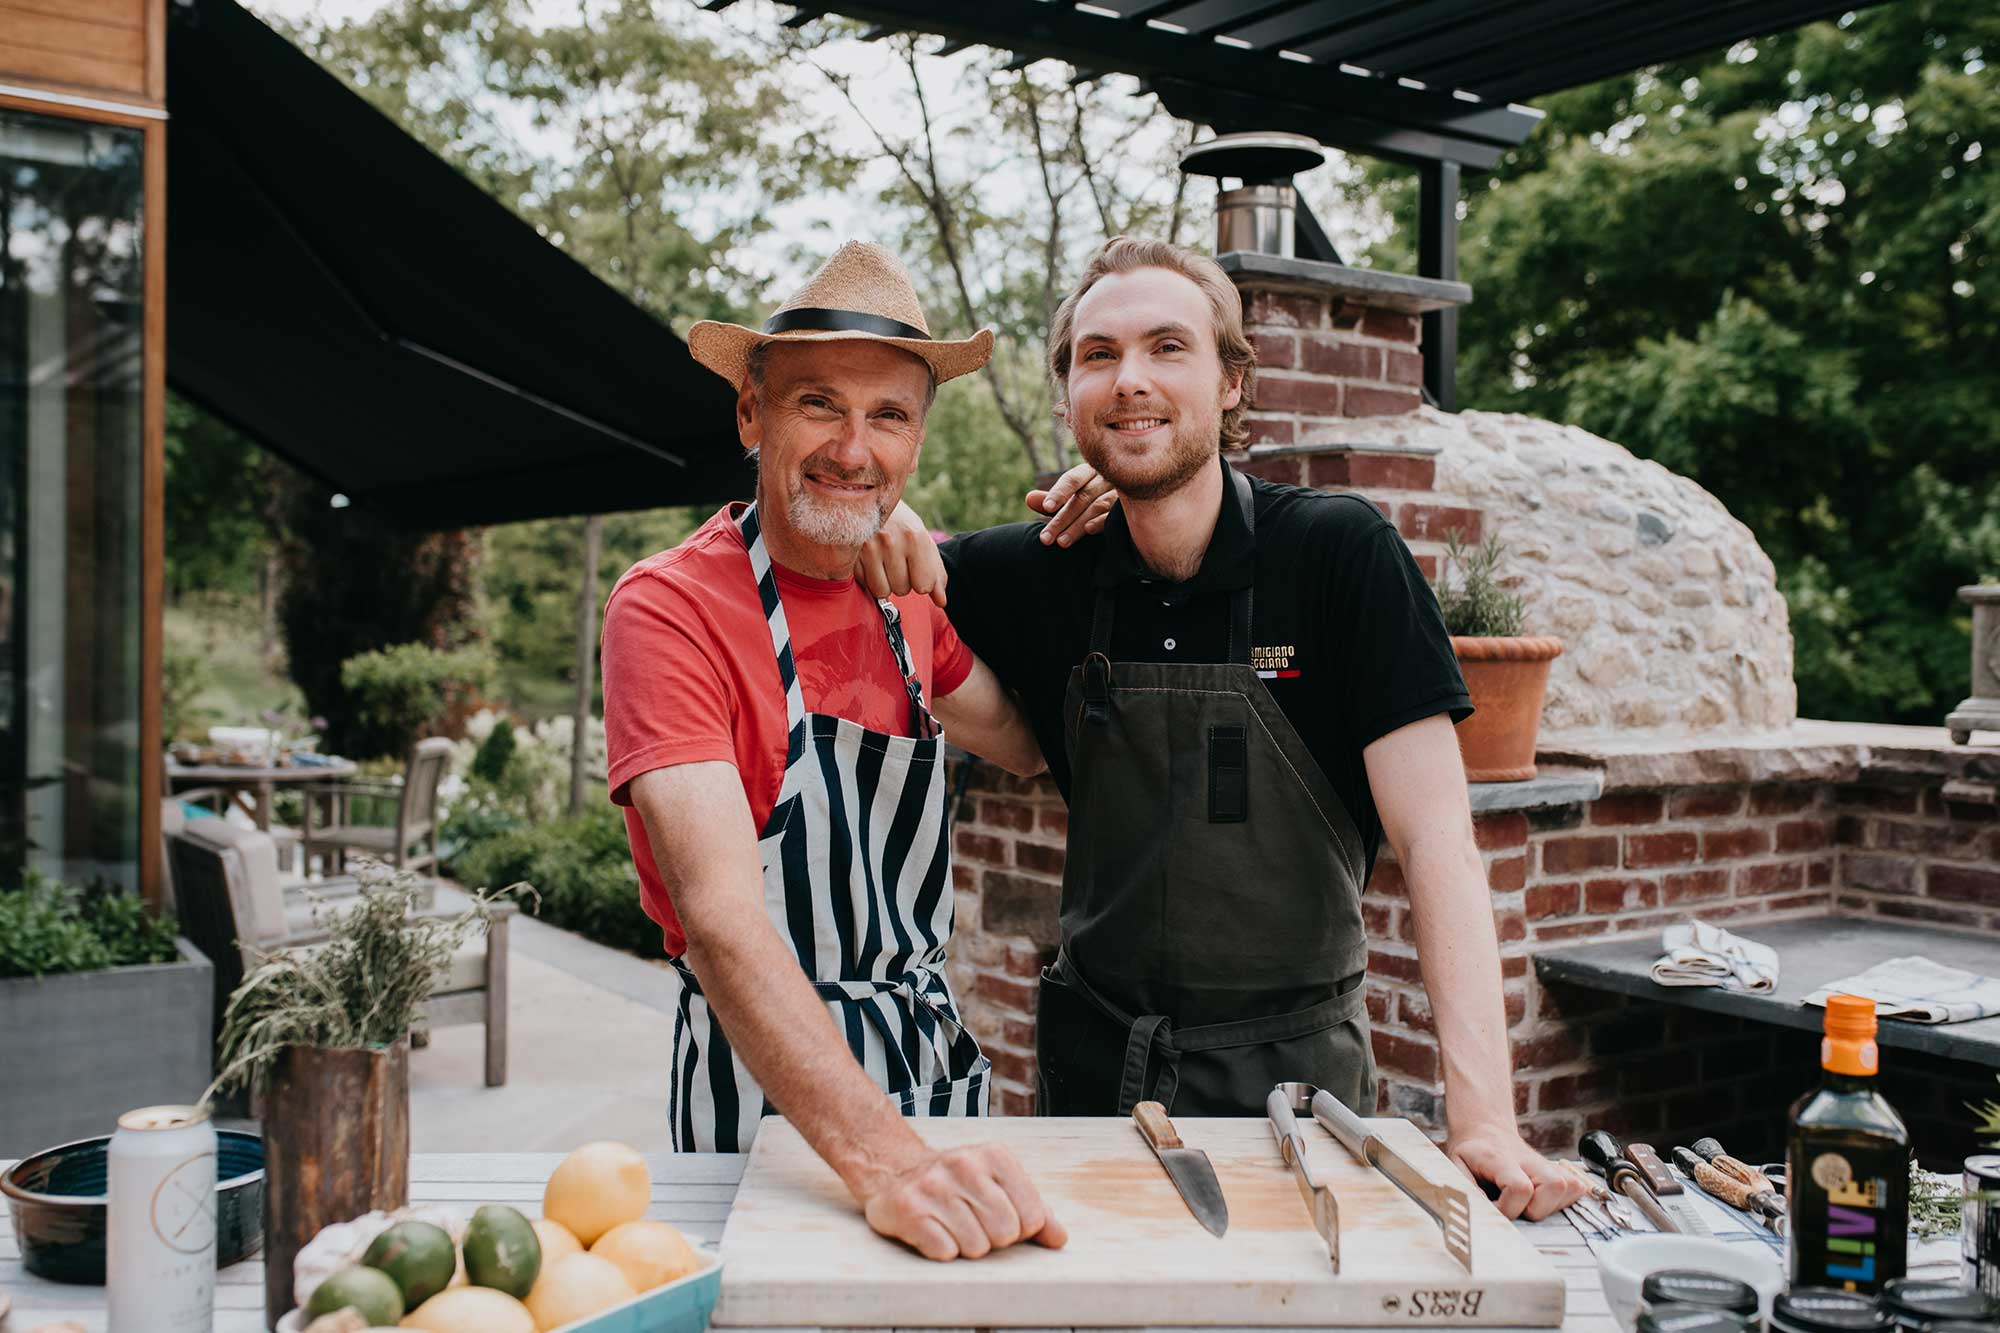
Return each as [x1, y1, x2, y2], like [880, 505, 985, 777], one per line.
[0, 108, 146, 891]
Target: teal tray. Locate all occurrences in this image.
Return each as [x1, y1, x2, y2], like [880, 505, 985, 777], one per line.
[280, 1250, 722, 1333]
[553, 1250, 723, 1333]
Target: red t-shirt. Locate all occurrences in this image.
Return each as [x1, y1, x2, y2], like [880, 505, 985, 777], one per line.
[601, 506, 975, 956]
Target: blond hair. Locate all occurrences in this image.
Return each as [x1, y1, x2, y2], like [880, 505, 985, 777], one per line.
[1047, 237, 1256, 450]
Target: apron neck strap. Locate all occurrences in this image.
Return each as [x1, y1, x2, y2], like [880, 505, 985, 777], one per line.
[1087, 465, 1257, 666]
[737, 503, 938, 742]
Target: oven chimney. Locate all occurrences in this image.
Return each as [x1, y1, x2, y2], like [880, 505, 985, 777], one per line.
[1179, 132, 1327, 258]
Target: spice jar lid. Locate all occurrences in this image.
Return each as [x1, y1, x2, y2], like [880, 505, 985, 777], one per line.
[1642, 1271, 1760, 1316]
[1773, 1289, 1896, 1333]
[1638, 1306, 1757, 1333]
[1882, 1281, 2000, 1323]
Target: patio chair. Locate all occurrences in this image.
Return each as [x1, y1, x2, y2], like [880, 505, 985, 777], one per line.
[300, 737, 453, 876]
[169, 818, 512, 1086]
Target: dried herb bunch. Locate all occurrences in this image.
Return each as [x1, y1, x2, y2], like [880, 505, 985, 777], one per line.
[1911, 1159, 1965, 1239]
[207, 867, 519, 1099]
[1432, 531, 1528, 638]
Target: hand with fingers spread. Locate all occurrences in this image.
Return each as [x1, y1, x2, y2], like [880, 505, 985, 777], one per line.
[1446, 1122, 1585, 1222]
[860, 1143, 1070, 1261]
[1026, 463, 1118, 547]
[857, 500, 951, 608]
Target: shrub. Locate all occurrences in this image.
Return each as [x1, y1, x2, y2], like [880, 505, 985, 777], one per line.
[0, 876, 181, 979]
[339, 642, 496, 759]
[455, 806, 656, 957]
[470, 717, 517, 785]
[1433, 531, 1527, 638]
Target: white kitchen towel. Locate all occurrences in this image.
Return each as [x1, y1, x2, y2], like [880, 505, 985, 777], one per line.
[1805, 955, 2000, 1023]
[1651, 919, 1780, 993]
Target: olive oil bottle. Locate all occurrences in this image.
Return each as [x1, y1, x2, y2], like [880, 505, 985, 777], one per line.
[1788, 993, 1910, 1293]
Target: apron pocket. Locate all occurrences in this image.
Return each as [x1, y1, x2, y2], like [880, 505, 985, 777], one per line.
[1035, 965, 1117, 1115]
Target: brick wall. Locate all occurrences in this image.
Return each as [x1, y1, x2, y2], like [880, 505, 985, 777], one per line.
[944, 762, 1999, 1159]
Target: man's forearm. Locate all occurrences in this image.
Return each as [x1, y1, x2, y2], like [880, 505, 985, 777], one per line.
[1401, 831, 1519, 1133]
[680, 912, 930, 1198]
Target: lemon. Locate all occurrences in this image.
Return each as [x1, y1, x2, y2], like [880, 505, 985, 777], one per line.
[397, 1285, 537, 1333]
[524, 1217, 586, 1312]
[590, 1220, 700, 1293]
[541, 1141, 649, 1247]
[524, 1252, 637, 1330]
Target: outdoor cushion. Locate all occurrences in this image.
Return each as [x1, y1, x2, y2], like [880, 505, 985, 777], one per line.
[178, 818, 288, 947]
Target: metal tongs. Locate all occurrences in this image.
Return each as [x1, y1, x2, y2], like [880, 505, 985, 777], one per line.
[1268, 1081, 1341, 1271]
[1309, 1085, 1475, 1273]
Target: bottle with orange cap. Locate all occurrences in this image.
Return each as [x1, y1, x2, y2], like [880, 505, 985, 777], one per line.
[1787, 993, 1910, 1294]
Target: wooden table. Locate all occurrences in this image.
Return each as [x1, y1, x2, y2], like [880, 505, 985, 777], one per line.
[167, 758, 359, 831]
[0, 1152, 1614, 1333]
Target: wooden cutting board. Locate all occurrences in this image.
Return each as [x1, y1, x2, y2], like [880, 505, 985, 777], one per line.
[714, 1116, 1565, 1328]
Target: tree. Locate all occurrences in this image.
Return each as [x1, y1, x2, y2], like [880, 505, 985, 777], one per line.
[1333, 0, 1998, 724]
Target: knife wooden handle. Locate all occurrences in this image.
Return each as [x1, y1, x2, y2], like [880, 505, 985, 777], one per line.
[1628, 1143, 1682, 1196]
[1134, 1100, 1182, 1150]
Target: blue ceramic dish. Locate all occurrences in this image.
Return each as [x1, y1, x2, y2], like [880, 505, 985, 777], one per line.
[0, 1128, 265, 1283]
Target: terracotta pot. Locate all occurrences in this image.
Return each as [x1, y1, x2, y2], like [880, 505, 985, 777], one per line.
[261, 1039, 409, 1328]
[1451, 635, 1564, 782]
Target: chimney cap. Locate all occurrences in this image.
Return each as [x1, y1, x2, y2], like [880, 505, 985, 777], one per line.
[1180, 131, 1326, 183]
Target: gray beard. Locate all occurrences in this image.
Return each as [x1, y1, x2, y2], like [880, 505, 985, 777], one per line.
[785, 483, 890, 548]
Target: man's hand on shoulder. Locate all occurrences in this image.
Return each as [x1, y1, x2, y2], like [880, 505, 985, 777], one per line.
[859, 1142, 1069, 1261]
[859, 501, 950, 608]
[1026, 463, 1117, 547]
[1445, 1121, 1585, 1222]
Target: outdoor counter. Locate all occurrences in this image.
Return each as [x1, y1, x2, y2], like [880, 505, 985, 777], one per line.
[0, 1151, 1613, 1333]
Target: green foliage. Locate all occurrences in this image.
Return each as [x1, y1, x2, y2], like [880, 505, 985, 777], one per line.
[454, 806, 655, 958]
[273, 469, 483, 756]
[208, 867, 516, 1098]
[0, 875, 180, 979]
[163, 394, 270, 600]
[339, 642, 496, 761]
[1433, 533, 1527, 638]
[470, 718, 517, 786]
[161, 644, 207, 744]
[1334, 0, 1999, 723]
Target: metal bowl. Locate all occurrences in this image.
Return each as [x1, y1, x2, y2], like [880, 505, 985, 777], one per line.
[0, 1128, 265, 1283]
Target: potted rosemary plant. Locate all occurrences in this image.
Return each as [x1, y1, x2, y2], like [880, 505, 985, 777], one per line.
[204, 869, 512, 1328]
[1433, 533, 1564, 782]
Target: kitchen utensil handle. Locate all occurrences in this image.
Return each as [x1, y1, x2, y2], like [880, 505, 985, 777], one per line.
[1267, 1087, 1306, 1164]
[1309, 1087, 1370, 1158]
[1134, 1100, 1182, 1151]
[1628, 1143, 1681, 1196]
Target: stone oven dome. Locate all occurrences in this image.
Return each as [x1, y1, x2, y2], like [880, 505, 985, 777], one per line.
[1329, 407, 1797, 740]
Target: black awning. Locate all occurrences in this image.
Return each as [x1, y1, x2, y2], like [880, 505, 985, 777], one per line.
[166, 0, 754, 530]
[791, 0, 1892, 170]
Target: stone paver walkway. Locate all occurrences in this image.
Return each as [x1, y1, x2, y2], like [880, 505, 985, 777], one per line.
[408, 895, 677, 1153]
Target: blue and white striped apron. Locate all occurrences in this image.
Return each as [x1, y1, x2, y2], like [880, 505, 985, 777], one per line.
[667, 502, 991, 1152]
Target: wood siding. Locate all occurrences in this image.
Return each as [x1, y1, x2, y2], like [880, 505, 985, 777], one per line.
[1, 0, 163, 108]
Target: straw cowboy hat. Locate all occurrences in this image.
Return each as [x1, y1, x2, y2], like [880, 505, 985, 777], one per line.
[688, 241, 993, 389]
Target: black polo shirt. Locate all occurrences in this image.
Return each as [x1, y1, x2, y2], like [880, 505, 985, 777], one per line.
[941, 456, 1472, 878]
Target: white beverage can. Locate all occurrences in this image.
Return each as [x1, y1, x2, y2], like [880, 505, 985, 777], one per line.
[107, 1103, 217, 1333]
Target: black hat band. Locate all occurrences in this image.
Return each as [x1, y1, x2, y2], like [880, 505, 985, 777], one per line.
[762, 307, 930, 341]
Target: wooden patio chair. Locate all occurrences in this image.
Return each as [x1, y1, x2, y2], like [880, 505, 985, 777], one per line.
[169, 818, 512, 1086]
[299, 736, 453, 876]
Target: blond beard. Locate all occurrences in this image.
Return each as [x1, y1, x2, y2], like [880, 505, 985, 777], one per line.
[1075, 414, 1218, 502]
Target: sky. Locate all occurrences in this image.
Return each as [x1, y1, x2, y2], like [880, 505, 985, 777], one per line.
[243, 0, 1382, 299]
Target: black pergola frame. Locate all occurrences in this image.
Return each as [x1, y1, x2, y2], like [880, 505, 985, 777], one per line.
[725, 0, 1889, 410]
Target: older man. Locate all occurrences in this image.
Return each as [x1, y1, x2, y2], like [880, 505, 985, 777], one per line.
[601, 241, 1063, 1261]
[864, 237, 1585, 1222]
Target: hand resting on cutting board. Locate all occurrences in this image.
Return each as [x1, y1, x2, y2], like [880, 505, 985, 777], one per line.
[859, 1141, 1071, 1261]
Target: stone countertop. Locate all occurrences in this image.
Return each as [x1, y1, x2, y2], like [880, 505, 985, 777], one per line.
[1535, 914, 2000, 1065]
[1537, 720, 2000, 792]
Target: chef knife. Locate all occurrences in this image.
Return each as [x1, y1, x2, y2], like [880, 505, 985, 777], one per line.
[1310, 1086, 1473, 1272]
[1133, 1101, 1229, 1237]
[1627, 1142, 1712, 1234]
[1579, 1130, 1681, 1233]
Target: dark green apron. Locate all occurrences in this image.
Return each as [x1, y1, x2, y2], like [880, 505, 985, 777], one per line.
[1036, 468, 1377, 1117]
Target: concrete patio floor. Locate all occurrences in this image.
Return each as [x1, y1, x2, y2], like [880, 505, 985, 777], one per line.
[407, 894, 678, 1153]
